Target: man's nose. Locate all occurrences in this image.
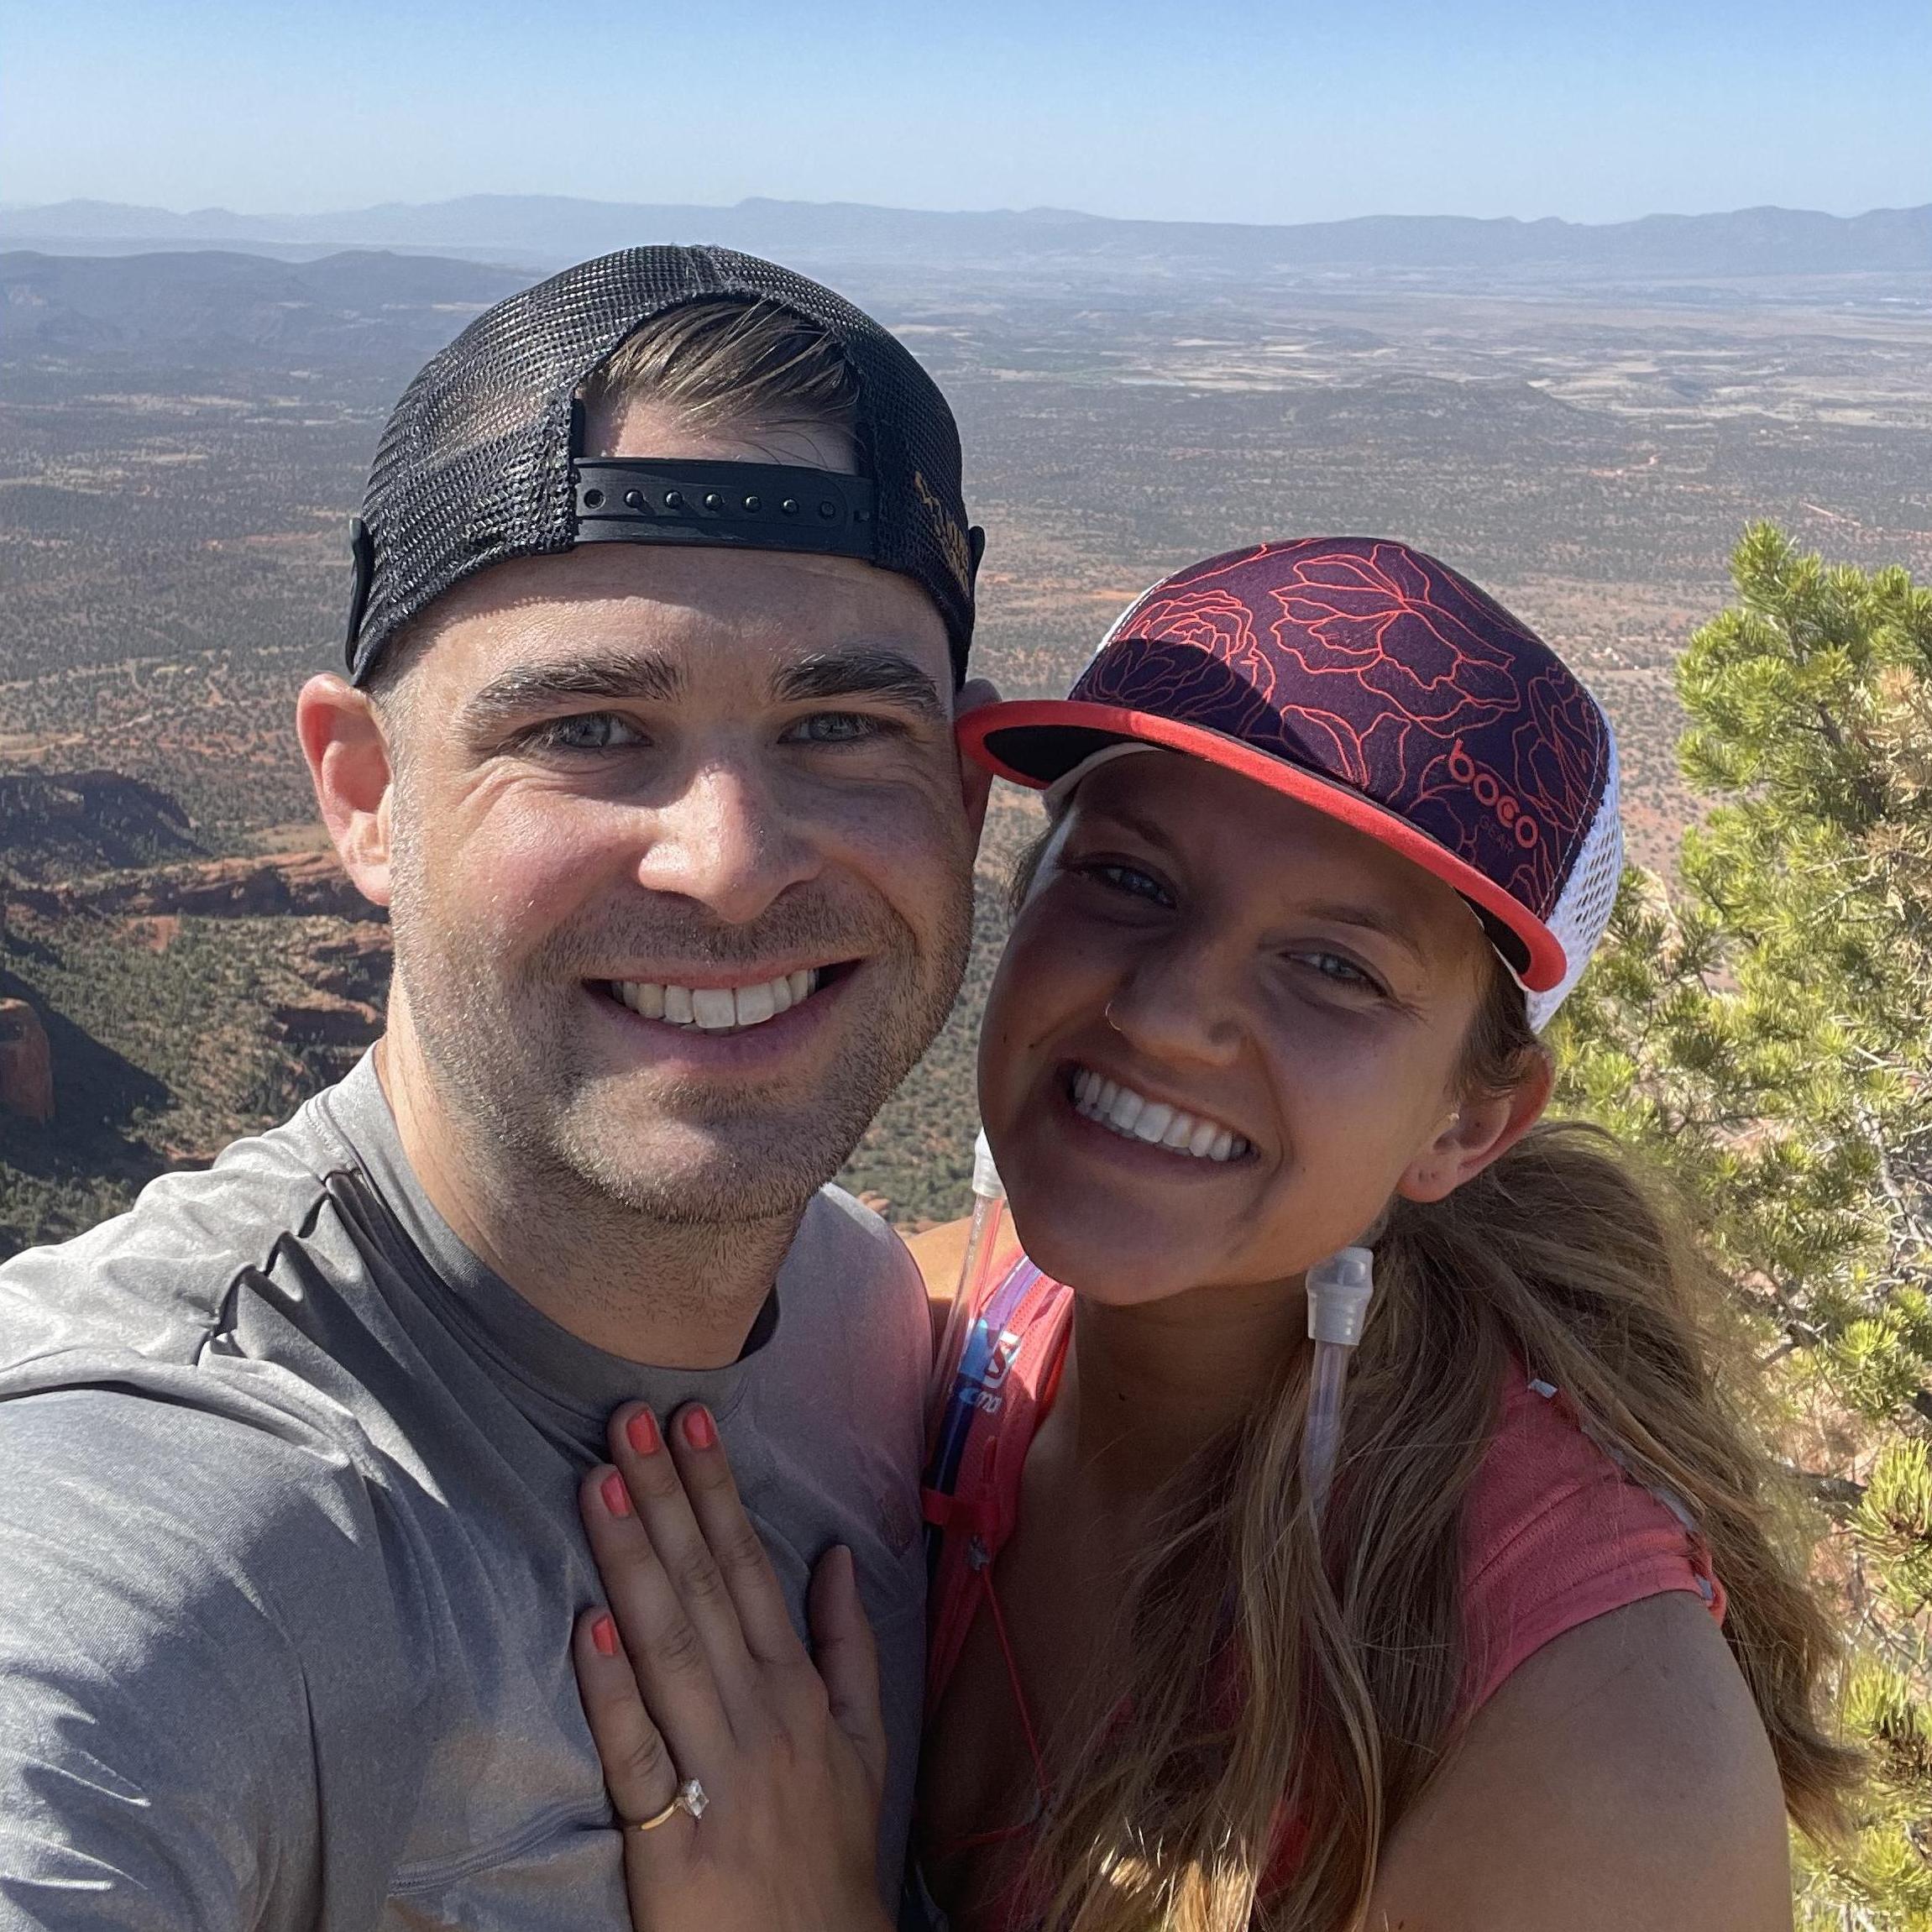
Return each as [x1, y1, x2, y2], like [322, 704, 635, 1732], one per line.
[631, 760, 819, 926]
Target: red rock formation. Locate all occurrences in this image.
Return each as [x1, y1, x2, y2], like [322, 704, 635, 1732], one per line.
[5, 851, 382, 924]
[0, 997, 54, 1123]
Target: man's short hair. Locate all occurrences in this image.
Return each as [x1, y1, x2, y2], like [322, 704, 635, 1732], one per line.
[583, 296, 863, 442]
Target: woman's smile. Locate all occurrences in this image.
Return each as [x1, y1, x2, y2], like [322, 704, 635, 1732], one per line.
[1065, 1063, 1252, 1164]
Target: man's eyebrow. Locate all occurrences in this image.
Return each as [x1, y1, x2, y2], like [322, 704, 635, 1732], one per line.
[458, 652, 685, 732]
[768, 649, 946, 723]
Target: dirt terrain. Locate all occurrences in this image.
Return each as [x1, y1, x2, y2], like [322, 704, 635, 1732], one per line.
[4, 246, 1929, 1243]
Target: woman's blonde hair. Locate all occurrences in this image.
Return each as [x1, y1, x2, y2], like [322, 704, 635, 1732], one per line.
[1007, 845, 1857, 1932]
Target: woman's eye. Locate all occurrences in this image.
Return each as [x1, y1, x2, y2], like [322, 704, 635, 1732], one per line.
[783, 712, 885, 745]
[1077, 860, 1174, 908]
[528, 713, 647, 751]
[1294, 949, 1384, 995]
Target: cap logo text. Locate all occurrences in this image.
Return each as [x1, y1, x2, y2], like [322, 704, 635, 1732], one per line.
[1448, 740, 1541, 848]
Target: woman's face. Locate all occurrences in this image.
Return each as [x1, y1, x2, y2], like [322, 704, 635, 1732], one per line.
[978, 750, 1530, 1306]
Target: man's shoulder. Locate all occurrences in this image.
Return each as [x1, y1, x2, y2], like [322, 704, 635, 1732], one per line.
[782, 1185, 927, 1352]
[0, 1081, 358, 1373]
[797, 1183, 923, 1290]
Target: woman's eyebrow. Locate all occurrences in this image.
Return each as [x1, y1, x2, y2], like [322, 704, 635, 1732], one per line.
[1081, 802, 1183, 856]
[459, 651, 685, 732]
[1300, 900, 1431, 966]
[768, 648, 946, 722]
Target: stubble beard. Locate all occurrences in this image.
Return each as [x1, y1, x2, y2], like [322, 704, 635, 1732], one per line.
[385, 825, 973, 1232]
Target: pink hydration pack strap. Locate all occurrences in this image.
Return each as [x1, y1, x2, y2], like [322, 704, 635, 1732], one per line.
[920, 1254, 1074, 1709]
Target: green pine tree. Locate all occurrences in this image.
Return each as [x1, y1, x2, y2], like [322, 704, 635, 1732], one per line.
[1555, 525, 1932, 1926]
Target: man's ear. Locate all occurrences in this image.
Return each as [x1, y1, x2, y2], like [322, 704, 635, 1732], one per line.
[296, 674, 398, 910]
[1397, 1050, 1554, 1204]
[954, 676, 1000, 851]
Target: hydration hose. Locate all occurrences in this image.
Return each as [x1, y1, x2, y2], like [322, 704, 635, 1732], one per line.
[935, 1143, 1370, 1526]
[1301, 1246, 1376, 1520]
[936, 1130, 1009, 1392]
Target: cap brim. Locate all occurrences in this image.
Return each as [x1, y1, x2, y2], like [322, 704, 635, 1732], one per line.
[959, 699, 1568, 994]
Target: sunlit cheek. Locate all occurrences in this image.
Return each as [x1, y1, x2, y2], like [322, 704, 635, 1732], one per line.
[982, 923, 1105, 1088]
[819, 788, 972, 940]
[427, 785, 640, 939]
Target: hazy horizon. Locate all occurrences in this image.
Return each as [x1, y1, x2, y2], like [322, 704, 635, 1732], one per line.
[7, 188, 1931, 229]
[2, 0, 1925, 229]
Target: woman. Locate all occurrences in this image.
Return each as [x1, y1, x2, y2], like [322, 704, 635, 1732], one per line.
[568, 539, 1854, 1931]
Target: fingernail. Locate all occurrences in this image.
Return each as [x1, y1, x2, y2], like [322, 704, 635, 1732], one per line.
[626, 1410, 661, 1456]
[592, 1614, 618, 1657]
[599, 1472, 631, 1518]
[682, 1406, 717, 1451]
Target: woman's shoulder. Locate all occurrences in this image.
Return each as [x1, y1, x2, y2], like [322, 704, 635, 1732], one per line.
[1459, 1370, 1725, 1714]
[904, 1217, 974, 1304]
[1372, 1589, 1789, 1931]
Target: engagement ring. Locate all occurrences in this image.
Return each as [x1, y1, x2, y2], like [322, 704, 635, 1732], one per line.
[631, 1778, 708, 1832]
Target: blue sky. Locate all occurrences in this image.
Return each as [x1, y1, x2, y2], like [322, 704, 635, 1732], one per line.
[3, 0, 1928, 225]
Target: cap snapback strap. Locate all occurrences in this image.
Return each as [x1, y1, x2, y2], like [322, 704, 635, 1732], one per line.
[571, 459, 877, 560]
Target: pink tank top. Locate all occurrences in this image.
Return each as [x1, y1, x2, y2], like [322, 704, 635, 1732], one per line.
[919, 1255, 1725, 1913]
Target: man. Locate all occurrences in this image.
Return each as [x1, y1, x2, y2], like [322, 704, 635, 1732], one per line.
[0, 248, 992, 1929]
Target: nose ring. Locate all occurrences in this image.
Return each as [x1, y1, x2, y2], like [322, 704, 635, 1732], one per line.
[1104, 997, 1124, 1035]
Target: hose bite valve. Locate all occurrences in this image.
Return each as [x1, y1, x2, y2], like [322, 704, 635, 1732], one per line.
[1301, 1245, 1376, 1521]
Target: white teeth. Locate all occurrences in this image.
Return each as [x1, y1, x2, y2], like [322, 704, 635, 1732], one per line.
[613, 969, 819, 1033]
[732, 982, 776, 1027]
[691, 987, 737, 1030]
[1070, 1066, 1249, 1165]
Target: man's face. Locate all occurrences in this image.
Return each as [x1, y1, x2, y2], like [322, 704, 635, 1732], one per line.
[372, 410, 978, 1224]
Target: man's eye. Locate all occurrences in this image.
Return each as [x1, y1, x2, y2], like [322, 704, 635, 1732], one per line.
[783, 712, 885, 745]
[527, 714, 647, 751]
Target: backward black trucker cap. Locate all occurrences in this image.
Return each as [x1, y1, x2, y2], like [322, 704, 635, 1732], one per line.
[343, 245, 982, 686]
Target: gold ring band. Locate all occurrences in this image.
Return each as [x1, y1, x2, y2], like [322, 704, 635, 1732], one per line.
[630, 1778, 709, 1832]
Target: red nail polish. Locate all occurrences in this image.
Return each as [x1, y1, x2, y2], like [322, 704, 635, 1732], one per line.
[626, 1411, 660, 1456]
[592, 1614, 618, 1657]
[682, 1406, 717, 1451]
[600, 1472, 631, 1517]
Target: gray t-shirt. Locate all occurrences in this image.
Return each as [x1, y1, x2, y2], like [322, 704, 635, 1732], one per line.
[0, 1054, 930, 1930]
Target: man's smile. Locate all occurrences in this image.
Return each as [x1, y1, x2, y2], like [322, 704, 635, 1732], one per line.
[607, 966, 823, 1032]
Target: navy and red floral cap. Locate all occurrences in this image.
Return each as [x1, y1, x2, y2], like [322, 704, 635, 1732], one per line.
[959, 537, 1623, 1029]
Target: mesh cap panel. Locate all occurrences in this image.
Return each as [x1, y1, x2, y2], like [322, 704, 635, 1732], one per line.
[348, 246, 977, 683]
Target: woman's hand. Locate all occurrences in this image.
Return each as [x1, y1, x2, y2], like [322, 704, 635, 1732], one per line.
[573, 1400, 893, 1932]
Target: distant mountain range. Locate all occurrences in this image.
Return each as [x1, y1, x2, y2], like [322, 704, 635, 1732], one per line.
[3, 195, 1929, 278]
[0, 249, 532, 369]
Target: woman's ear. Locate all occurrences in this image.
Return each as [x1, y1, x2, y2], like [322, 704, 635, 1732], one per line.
[1396, 1050, 1554, 1204]
[296, 673, 397, 909]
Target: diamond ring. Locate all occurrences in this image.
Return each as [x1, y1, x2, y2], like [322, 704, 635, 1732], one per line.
[631, 1778, 709, 1832]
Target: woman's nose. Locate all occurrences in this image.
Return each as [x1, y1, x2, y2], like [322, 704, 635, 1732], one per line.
[631, 760, 819, 926]
[1103, 943, 1244, 1067]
